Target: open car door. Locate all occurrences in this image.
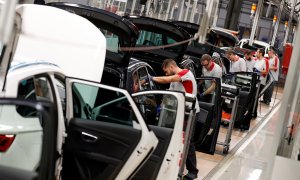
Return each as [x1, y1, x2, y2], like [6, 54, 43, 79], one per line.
[63, 78, 158, 180]
[222, 72, 260, 130]
[195, 77, 222, 154]
[131, 91, 193, 180]
[0, 98, 58, 180]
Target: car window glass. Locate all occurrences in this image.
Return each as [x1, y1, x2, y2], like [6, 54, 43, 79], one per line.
[136, 30, 181, 53]
[17, 76, 54, 117]
[54, 77, 66, 117]
[133, 94, 178, 128]
[72, 82, 137, 127]
[147, 68, 158, 90]
[137, 67, 151, 91]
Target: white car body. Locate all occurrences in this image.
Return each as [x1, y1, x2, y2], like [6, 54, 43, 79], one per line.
[238, 38, 270, 57]
[0, 4, 160, 179]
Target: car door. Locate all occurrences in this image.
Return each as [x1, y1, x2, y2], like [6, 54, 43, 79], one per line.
[131, 91, 190, 180]
[195, 77, 222, 154]
[63, 78, 158, 180]
[0, 98, 58, 180]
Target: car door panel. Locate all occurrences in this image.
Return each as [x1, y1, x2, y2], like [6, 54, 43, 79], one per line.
[65, 78, 158, 180]
[0, 98, 58, 180]
[196, 77, 222, 154]
[62, 118, 141, 180]
[133, 126, 173, 180]
[194, 102, 214, 145]
[131, 91, 187, 180]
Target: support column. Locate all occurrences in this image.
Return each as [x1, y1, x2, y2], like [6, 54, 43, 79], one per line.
[228, 0, 243, 30]
[271, 0, 284, 46]
[249, 0, 264, 46]
[165, 0, 172, 20]
[184, 0, 191, 21]
[198, 0, 219, 43]
[190, 0, 197, 23]
[224, 0, 235, 29]
[284, 0, 296, 44]
[178, 0, 185, 21]
[130, 0, 137, 15]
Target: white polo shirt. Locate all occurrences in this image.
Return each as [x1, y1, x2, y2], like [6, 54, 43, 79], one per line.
[245, 58, 256, 72]
[254, 58, 268, 85]
[169, 69, 200, 112]
[269, 56, 279, 81]
[230, 56, 247, 72]
[202, 62, 222, 90]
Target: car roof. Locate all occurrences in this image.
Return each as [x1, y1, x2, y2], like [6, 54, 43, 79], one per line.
[13, 4, 107, 83]
[240, 38, 270, 48]
[47, 2, 140, 67]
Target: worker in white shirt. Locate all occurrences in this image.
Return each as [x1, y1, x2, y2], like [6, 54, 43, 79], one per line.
[199, 54, 222, 100]
[244, 50, 256, 72]
[226, 49, 247, 73]
[262, 48, 280, 105]
[253, 48, 269, 117]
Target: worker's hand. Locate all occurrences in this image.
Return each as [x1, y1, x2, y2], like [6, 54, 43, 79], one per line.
[199, 93, 204, 98]
[253, 68, 260, 73]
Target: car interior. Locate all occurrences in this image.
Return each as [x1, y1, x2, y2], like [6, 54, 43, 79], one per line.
[222, 72, 260, 130]
[195, 77, 222, 154]
[62, 82, 142, 180]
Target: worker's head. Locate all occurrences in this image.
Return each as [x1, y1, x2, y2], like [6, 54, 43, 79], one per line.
[225, 49, 236, 61]
[244, 50, 252, 61]
[256, 48, 264, 59]
[268, 48, 276, 59]
[162, 59, 178, 76]
[200, 54, 213, 70]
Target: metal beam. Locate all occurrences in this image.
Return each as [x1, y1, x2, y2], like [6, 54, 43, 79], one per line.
[198, 0, 219, 43]
[249, 0, 264, 46]
[284, 0, 297, 44]
[178, 0, 185, 21]
[184, 0, 191, 21]
[271, 0, 284, 46]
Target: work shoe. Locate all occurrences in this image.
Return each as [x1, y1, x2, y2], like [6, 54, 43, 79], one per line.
[183, 172, 198, 179]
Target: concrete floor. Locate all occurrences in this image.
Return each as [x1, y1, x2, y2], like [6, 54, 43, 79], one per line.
[196, 87, 284, 179]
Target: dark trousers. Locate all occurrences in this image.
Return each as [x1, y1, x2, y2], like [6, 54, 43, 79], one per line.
[254, 84, 264, 117]
[263, 81, 275, 103]
[186, 113, 199, 175]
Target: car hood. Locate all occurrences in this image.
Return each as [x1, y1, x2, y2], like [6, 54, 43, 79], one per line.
[13, 4, 106, 82]
[47, 2, 139, 67]
[126, 16, 190, 65]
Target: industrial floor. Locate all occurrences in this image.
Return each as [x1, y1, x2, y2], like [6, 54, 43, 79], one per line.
[196, 86, 284, 179]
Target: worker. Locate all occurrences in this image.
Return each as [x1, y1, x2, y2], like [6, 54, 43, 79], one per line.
[199, 54, 222, 101]
[253, 48, 269, 116]
[262, 48, 280, 105]
[226, 49, 247, 72]
[152, 59, 200, 179]
[244, 50, 256, 72]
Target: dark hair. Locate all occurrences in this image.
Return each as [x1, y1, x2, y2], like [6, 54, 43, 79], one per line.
[162, 59, 177, 69]
[257, 48, 264, 55]
[244, 50, 252, 56]
[200, 54, 212, 62]
[226, 49, 236, 56]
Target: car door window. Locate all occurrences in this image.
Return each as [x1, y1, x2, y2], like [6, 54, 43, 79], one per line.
[17, 76, 54, 117]
[72, 82, 137, 127]
[147, 68, 158, 90]
[133, 94, 178, 128]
